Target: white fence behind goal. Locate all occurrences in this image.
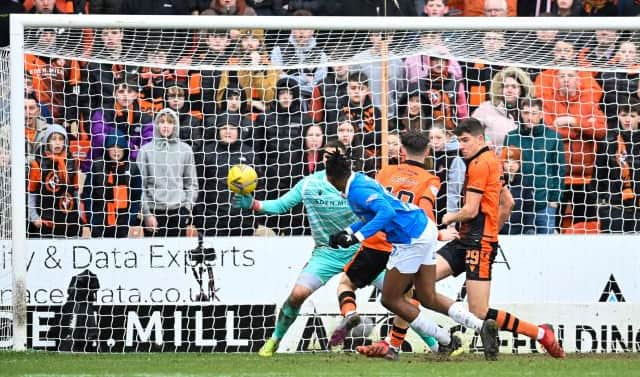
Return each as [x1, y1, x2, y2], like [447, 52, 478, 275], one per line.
[2, 15, 639, 353]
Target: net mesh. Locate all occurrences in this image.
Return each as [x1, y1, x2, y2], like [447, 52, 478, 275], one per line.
[2, 23, 639, 352]
[0, 47, 11, 350]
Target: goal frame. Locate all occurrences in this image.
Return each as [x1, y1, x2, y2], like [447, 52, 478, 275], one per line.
[7, 13, 639, 351]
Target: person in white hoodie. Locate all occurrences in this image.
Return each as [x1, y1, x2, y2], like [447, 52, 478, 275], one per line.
[137, 108, 198, 237]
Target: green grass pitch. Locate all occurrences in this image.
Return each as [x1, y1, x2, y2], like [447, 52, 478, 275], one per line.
[1, 352, 639, 377]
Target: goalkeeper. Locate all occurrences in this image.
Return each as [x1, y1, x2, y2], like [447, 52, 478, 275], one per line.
[232, 139, 363, 357]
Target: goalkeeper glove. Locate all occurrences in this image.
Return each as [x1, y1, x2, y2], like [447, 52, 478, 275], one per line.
[329, 230, 361, 249]
[232, 194, 262, 211]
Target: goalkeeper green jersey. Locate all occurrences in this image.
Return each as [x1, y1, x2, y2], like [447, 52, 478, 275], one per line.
[260, 171, 358, 248]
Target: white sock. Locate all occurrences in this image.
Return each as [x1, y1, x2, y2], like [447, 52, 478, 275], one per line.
[410, 311, 451, 345]
[537, 327, 545, 340]
[448, 302, 483, 332]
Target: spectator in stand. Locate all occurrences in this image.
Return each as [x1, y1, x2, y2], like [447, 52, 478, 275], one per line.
[339, 71, 382, 161]
[82, 130, 143, 238]
[246, 0, 286, 15]
[578, 29, 620, 74]
[335, 114, 367, 172]
[619, 0, 640, 15]
[25, 94, 49, 162]
[270, 10, 328, 105]
[600, 41, 639, 124]
[540, 68, 606, 234]
[120, 0, 197, 14]
[462, 32, 507, 113]
[137, 47, 177, 112]
[352, 32, 405, 117]
[310, 64, 349, 131]
[482, 0, 511, 16]
[138, 108, 198, 237]
[416, 52, 468, 129]
[427, 120, 465, 225]
[337, 0, 417, 16]
[90, 0, 124, 14]
[24, 28, 82, 130]
[596, 99, 640, 232]
[405, 36, 463, 85]
[0, 0, 25, 47]
[581, 0, 618, 16]
[285, 0, 333, 16]
[27, 124, 91, 238]
[164, 81, 204, 152]
[207, 0, 257, 15]
[423, 0, 450, 16]
[472, 66, 534, 148]
[86, 28, 132, 110]
[255, 77, 313, 200]
[504, 97, 565, 234]
[218, 29, 278, 113]
[499, 146, 535, 235]
[194, 113, 258, 236]
[206, 86, 253, 142]
[395, 82, 431, 132]
[188, 30, 234, 117]
[553, 0, 582, 16]
[85, 75, 154, 173]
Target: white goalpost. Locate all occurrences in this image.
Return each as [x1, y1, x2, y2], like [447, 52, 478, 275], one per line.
[2, 14, 640, 353]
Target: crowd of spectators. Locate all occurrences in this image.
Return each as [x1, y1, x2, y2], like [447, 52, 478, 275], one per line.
[2, 0, 640, 238]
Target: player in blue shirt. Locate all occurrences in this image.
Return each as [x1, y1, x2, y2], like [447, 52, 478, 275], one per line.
[325, 149, 468, 355]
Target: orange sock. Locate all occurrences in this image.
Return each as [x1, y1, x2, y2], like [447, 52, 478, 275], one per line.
[389, 325, 408, 349]
[338, 291, 357, 317]
[487, 308, 539, 339]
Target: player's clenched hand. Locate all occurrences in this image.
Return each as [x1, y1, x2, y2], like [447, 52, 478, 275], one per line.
[329, 230, 358, 249]
[438, 227, 459, 241]
[442, 212, 456, 226]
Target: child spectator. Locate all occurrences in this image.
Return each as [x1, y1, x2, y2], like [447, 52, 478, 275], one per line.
[164, 82, 204, 151]
[462, 32, 506, 112]
[395, 82, 431, 132]
[427, 121, 465, 225]
[28, 124, 91, 238]
[137, 108, 198, 237]
[82, 130, 143, 238]
[500, 146, 535, 235]
[423, 0, 450, 16]
[352, 32, 405, 117]
[600, 41, 639, 124]
[504, 97, 565, 234]
[335, 114, 367, 172]
[339, 71, 382, 159]
[310, 64, 350, 128]
[596, 100, 640, 232]
[85, 76, 154, 172]
[472, 66, 534, 147]
[194, 113, 258, 236]
[86, 28, 132, 110]
[270, 10, 328, 103]
[421, 53, 468, 129]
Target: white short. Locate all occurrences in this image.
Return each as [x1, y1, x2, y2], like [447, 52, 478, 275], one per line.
[386, 221, 438, 274]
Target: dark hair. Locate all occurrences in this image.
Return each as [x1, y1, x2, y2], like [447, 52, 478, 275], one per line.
[520, 97, 543, 110]
[324, 138, 348, 154]
[426, 0, 448, 5]
[347, 71, 369, 87]
[453, 118, 485, 137]
[618, 97, 640, 115]
[325, 148, 352, 182]
[401, 130, 429, 155]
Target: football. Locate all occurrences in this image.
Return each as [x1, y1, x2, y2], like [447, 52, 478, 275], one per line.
[227, 164, 258, 195]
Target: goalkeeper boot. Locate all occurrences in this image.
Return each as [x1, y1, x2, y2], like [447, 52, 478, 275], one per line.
[538, 324, 566, 359]
[480, 319, 499, 361]
[437, 334, 463, 360]
[329, 313, 361, 347]
[356, 340, 399, 361]
[258, 338, 279, 357]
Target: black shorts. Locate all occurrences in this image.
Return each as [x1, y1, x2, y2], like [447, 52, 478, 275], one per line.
[344, 246, 389, 289]
[437, 240, 498, 281]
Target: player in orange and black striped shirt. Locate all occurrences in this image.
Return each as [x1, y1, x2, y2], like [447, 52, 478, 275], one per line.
[436, 118, 565, 359]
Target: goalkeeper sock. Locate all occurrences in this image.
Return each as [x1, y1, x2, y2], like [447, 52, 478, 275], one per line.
[486, 308, 539, 340]
[410, 311, 451, 345]
[338, 291, 357, 317]
[272, 301, 300, 340]
[448, 302, 483, 332]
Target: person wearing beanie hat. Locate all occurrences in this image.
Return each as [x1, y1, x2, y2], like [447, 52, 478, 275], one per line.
[194, 112, 259, 236]
[27, 124, 91, 238]
[82, 129, 143, 238]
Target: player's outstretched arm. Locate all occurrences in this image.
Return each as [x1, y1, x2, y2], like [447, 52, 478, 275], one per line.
[231, 178, 305, 215]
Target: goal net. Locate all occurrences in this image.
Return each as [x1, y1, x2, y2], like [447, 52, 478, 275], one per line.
[2, 15, 639, 354]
